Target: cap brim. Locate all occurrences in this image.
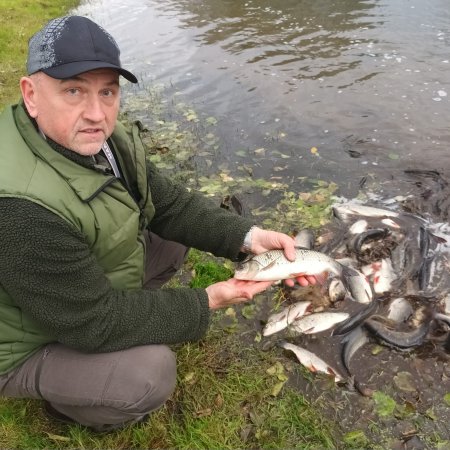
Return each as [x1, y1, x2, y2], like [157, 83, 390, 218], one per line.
[42, 60, 138, 83]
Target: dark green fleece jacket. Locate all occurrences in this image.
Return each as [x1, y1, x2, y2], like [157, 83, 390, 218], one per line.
[0, 105, 254, 360]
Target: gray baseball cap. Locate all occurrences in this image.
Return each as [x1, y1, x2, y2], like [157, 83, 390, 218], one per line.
[27, 15, 138, 83]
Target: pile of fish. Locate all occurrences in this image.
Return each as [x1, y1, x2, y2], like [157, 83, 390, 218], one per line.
[234, 200, 450, 395]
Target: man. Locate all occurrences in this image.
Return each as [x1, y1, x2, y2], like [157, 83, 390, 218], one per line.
[0, 15, 315, 432]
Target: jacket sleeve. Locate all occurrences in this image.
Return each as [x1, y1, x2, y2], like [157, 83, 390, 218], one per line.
[146, 160, 255, 261]
[0, 198, 210, 352]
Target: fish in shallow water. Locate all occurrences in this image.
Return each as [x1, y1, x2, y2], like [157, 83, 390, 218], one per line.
[234, 247, 372, 302]
[262, 301, 313, 336]
[278, 340, 344, 382]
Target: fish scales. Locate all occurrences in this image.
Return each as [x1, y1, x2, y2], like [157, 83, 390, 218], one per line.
[234, 247, 343, 282]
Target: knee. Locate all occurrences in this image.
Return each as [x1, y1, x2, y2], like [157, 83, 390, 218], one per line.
[109, 345, 177, 413]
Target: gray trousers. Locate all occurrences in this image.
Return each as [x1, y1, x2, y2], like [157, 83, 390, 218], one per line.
[0, 232, 188, 431]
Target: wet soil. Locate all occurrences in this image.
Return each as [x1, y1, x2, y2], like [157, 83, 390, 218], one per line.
[229, 284, 450, 449]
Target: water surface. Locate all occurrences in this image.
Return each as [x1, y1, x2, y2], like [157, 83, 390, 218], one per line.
[75, 0, 449, 196]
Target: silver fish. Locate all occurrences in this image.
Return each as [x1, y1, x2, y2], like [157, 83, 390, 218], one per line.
[337, 260, 372, 303]
[348, 219, 369, 235]
[332, 202, 400, 223]
[347, 273, 373, 304]
[234, 247, 342, 282]
[278, 340, 344, 382]
[234, 248, 371, 303]
[444, 293, 450, 314]
[328, 278, 346, 303]
[289, 311, 350, 335]
[262, 301, 313, 337]
[341, 326, 369, 374]
[387, 297, 413, 323]
[340, 327, 373, 397]
[433, 312, 450, 326]
[373, 258, 397, 294]
[294, 229, 315, 249]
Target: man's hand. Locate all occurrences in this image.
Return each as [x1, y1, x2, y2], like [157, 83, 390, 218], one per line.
[206, 278, 273, 310]
[249, 227, 318, 287]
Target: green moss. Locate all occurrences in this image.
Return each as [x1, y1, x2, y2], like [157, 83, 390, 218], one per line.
[0, 0, 79, 110]
[189, 261, 234, 288]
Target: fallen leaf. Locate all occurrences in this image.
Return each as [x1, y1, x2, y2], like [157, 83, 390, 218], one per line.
[194, 408, 212, 418]
[271, 380, 286, 397]
[393, 371, 417, 392]
[444, 393, 450, 406]
[45, 433, 71, 442]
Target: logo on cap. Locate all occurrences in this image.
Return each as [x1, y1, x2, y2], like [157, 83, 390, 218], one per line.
[27, 15, 138, 83]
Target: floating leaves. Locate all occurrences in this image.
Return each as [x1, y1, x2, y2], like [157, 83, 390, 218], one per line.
[122, 82, 336, 237]
[260, 181, 337, 231]
[205, 116, 218, 126]
[235, 149, 248, 157]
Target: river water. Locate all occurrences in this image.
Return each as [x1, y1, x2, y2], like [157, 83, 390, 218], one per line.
[75, 0, 449, 198]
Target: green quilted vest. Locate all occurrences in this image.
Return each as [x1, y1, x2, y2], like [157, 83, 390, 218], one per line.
[0, 104, 155, 374]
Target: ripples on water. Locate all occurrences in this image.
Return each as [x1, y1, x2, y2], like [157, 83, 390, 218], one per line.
[76, 0, 449, 198]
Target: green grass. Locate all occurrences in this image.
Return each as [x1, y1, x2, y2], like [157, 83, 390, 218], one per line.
[0, 0, 79, 109]
[0, 325, 338, 449]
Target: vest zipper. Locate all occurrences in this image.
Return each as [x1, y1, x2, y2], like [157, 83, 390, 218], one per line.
[83, 177, 117, 203]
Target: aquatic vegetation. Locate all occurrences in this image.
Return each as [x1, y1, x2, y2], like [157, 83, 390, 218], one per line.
[121, 85, 337, 232]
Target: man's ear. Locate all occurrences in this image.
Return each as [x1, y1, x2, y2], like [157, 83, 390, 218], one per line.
[20, 76, 39, 118]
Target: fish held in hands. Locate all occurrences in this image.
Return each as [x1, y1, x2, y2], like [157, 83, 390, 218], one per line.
[234, 247, 372, 303]
[234, 248, 337, 282]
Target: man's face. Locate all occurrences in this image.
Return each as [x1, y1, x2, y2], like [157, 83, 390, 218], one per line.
[22, 69, 120, 156]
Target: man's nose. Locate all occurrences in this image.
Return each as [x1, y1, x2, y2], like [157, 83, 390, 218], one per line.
[83, 95, 106, 122]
